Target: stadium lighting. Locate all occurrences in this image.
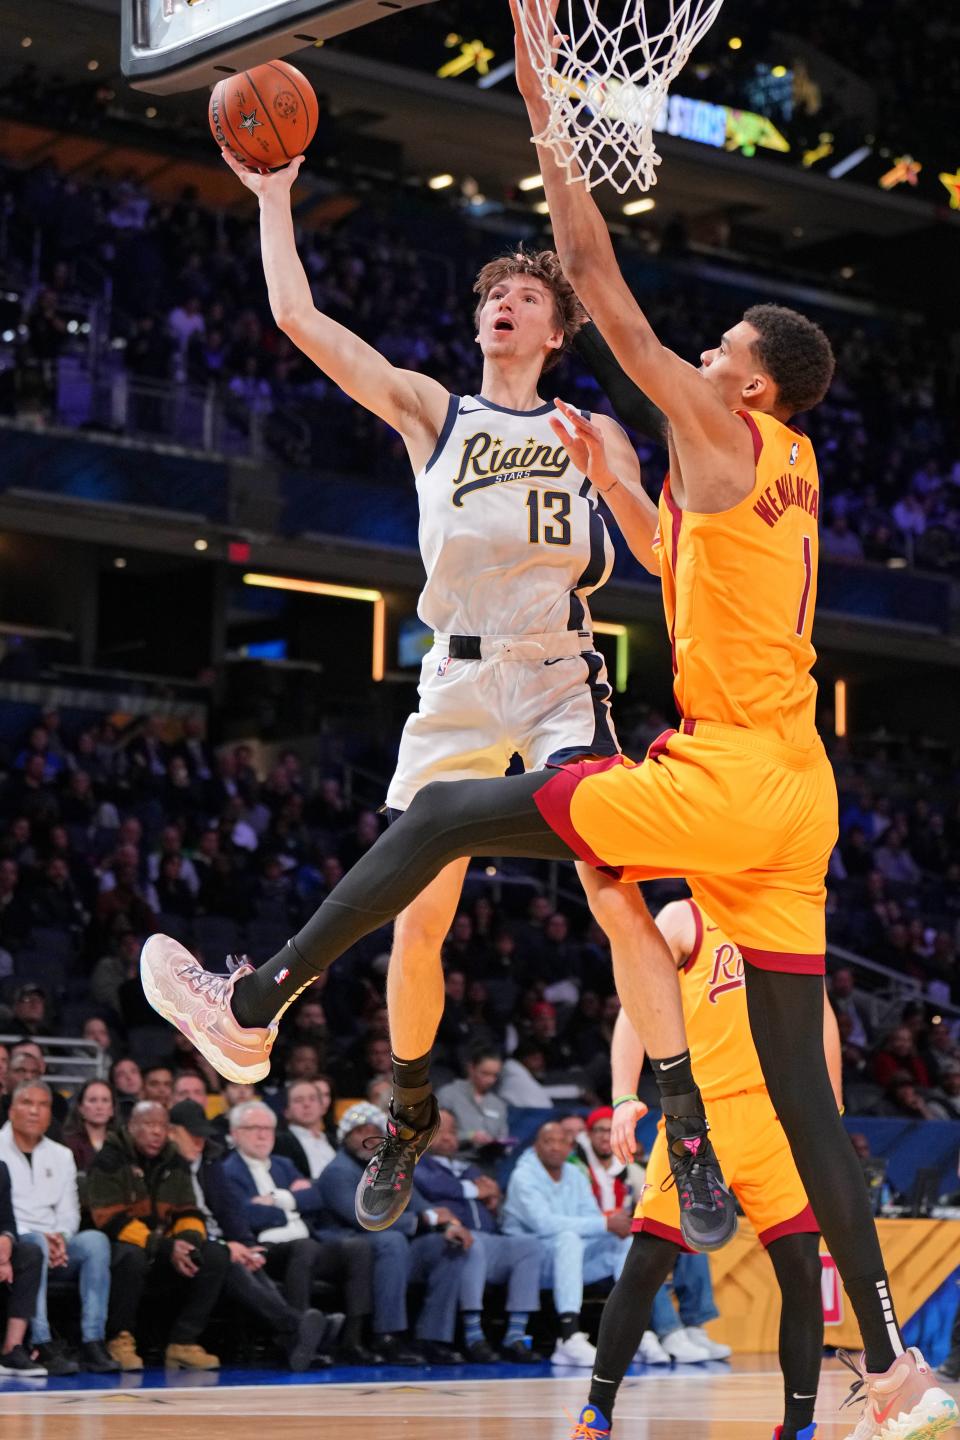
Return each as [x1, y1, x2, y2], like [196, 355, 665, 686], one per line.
[533, 200, 550, 214]
[243, 573, 386, 681]
[519, 175, 544, 191]
[428, 173, 455, 190]
[87, 59, 100, 71]
[194, 538, 209, 552]
[623, 198, 656, 216]
[727, 36, 742, 49]
[21, 36, 32, 47]
[828, 146, 872, 179]
[771, 64, 787, 78]
[593, 621, 629, 692]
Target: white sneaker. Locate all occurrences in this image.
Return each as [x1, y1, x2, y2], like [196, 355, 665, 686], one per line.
[662, 1328, 713, 1363]
[636, 1330, 671, 1365]
[682, 1325, 732, 1360]
[839, 1347, 959, 1440]
[551, 1333, 597, 1367]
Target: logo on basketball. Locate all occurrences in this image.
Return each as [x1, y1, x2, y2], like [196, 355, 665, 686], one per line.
[273, 90, 299, 122]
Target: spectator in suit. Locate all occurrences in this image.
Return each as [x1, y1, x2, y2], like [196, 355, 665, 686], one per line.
[437, 1044, 509, 1148]
[0, 1158, 46, 1375]
[86, 1100, 228, 1371]
[0, 1081, 118, 1374]
[166, 1100, 336, 1370]
[274, 1079, 337, 1179]
[172, 717, 215, 785]
[127, 716, 170, 792]
[503, 1120, 632, 1368]
[220, 1101, 376, 1363]
[417, 1109, 544, 1362]
[319, 1103, 480, 1365]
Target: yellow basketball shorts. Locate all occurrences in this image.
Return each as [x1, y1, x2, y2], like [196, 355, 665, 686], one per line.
[633, 1087, 818, 1249]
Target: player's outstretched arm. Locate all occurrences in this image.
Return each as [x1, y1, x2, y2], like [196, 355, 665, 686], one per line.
[509, 1, 746, 458]
[221, 150, 448, 455]
[550, 401, 659, 573]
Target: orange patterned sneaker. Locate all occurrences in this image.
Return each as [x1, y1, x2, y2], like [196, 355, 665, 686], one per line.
[140, 935, 276, 1084]
[566, 1405, 611, 1438]
[839, 1347, 959, 1440]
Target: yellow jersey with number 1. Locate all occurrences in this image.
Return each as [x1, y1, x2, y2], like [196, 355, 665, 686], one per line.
[656, 409, 821, 748]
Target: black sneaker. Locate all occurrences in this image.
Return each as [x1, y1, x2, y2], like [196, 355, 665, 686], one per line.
[465, 1339, 499, 1364]
[501, 1338, 547, 1363]
[80, 1340, 121, 1374]
[36, 1341, 80, 1376]
[285, 1309, 326, 1372]
[355, 1097, 440, 1232]
[375, 1334, 425, 1366]
[0, 1345, 47, 1376]
[420, 1340, 466, 1365]
[661, 1094, 737, 1253]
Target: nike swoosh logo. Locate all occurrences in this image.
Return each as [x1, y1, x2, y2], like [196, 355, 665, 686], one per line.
[874, 1398, 899, 1425]
[458, 407, 486, 415]
[659, 1057, 687, 1070]
[792, 1394, 817, 1400]
[544, 658, 571, 666]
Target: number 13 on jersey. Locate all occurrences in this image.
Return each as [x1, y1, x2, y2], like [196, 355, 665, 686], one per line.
[526, 489, 572, 546]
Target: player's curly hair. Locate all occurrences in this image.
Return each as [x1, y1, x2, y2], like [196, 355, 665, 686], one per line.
[743, 303, 836, 417]
[473, 246, 586, 372]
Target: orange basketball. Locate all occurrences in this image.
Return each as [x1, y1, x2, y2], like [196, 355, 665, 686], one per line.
[209, 60, 318, 173]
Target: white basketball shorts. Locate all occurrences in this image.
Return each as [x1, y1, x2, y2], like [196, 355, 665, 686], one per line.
[385, 631, 619, 813]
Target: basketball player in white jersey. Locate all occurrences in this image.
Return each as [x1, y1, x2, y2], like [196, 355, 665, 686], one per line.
[207, 151, 733, 1253]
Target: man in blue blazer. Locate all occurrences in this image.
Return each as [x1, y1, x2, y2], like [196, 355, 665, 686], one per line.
[415, 1109, 544, 1362]
[319, 1103, 483, 1365]
[219, 1100, 376, 1363]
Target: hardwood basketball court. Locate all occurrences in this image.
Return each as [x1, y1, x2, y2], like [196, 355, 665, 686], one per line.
[2, 1357, 957, 1439]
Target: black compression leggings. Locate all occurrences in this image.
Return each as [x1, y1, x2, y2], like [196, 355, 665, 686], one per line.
[744, 966, 901, 1371]
[589, 1231, 824, 1426]
[289, 772, 572, 970]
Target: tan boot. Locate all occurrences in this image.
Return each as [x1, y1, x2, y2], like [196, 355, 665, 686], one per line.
[164, 1343, 220, 1370]
[107, 1332, 143, 1371]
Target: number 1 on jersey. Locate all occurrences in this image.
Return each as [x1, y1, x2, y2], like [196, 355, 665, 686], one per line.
[527, 489, 572, 546]
[796, 534, 813, 636]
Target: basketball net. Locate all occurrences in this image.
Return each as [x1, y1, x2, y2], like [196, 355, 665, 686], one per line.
[517, 0, 726, 194]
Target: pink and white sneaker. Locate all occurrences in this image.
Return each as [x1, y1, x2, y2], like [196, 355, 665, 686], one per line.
[838, 1347, 959, 1440]
[140, 934, 277, 1083]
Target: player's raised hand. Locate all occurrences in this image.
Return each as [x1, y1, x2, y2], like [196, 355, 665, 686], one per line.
[611, 1098, 648, 1166]
[509, 0, 560, 106]
[221, 146, 304, 197]
[550, 398, 617, 493]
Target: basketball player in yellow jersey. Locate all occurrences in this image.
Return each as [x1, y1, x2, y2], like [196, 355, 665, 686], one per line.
[570, 898, 840, 1440]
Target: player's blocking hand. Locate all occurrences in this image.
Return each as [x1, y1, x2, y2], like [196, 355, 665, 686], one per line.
[550, 398, 616, 492]
[611, 1098, 648, 1167]
[221, 147, 304, 198]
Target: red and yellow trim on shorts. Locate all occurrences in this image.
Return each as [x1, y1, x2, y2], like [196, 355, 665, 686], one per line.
[758, 1204, 819, 1247]
[534, 754, 627, 874]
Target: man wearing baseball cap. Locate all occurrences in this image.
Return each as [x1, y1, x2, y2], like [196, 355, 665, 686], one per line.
[167, 1099, 336, 1370]
[319, 1102, 480, 1365]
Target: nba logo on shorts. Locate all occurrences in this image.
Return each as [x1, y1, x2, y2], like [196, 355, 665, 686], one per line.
[789, 441, 800, 466]
[437, 656, 451, 677]
[274, 967, 290, 986]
